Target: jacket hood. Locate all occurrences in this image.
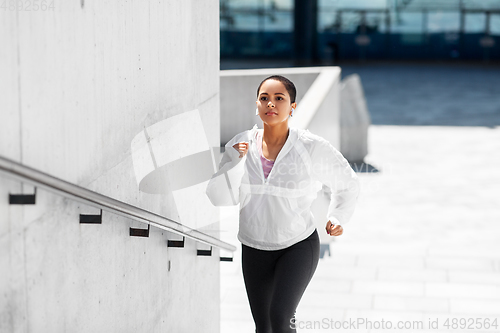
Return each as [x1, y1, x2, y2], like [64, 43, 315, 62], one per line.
[250, 123, 306, 144]
[249, 124, 308, 165]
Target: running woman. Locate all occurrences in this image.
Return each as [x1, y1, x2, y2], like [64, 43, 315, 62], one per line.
[206, 75, 360, 333]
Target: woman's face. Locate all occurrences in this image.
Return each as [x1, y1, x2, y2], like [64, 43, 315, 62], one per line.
[256, 79, 297, 126]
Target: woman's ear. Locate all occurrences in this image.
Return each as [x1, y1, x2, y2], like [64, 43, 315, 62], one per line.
[291, 102, 297, 109]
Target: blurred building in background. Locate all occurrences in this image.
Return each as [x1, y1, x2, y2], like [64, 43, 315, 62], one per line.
[220, 0, 500, 63]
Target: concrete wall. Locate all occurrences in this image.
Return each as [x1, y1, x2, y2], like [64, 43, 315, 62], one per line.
[0, 1, 221, 332]
[220, 67, 341, 150]
[340, 74, 371, 163]
[220, 68, 318, 145]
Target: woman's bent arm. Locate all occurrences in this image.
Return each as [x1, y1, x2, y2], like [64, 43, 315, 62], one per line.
[311, 138, 361, 226]
[205, 142, 247, 206]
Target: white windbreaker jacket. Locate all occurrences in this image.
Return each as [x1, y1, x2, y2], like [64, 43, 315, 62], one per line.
[206, 124, 360, 250]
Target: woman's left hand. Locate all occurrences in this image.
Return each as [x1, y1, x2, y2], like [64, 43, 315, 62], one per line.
[326, 221, 343, 236]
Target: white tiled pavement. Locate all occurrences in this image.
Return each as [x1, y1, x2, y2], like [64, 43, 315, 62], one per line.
[220, 125, 500, 333]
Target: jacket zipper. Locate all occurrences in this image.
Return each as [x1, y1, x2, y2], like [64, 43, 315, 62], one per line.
[252, 130, 267, 184]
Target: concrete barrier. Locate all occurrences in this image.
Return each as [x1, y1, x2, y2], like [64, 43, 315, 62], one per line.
[340, 74, 371, 163]
[220, 66, 341, 149]
[0, 1, 221, 331]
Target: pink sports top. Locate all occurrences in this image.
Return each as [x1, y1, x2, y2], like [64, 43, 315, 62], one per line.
[257, 132, 274, 179]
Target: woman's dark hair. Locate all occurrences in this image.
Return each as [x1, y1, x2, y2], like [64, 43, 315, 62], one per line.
[257, 75, 297, 104]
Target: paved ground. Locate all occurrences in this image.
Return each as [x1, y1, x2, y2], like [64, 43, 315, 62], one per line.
[219, 62, 500, 333]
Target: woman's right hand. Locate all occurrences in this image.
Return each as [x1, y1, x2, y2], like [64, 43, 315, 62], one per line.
[232, 142, 249, 158]
[326, 220, 343, 236]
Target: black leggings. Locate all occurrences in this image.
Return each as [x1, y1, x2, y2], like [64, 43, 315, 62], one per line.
[241, 229, 320, 333]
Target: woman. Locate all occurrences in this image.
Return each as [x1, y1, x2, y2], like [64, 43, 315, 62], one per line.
[206, 75, 360, 332]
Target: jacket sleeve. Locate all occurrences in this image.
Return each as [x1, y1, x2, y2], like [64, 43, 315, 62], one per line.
[205, 139, 247, 206]
[310, 138, 360, 226]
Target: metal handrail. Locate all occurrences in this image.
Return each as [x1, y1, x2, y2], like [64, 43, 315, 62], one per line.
[0, 155, 236, 252]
